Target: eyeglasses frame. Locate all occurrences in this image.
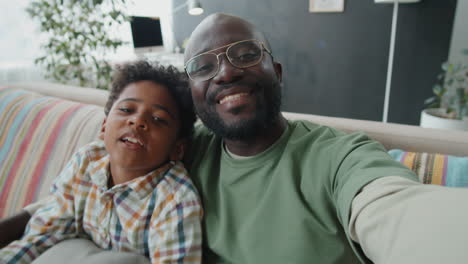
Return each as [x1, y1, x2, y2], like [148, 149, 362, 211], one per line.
[184, 39, 273, 81]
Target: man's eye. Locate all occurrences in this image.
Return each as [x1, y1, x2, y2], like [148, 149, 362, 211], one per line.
[237, 52, 258, 61]
[194, 64, 214, 74]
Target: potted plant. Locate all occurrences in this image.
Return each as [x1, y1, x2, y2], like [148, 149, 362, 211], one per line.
[26, 0, 129, 89]
[420, 52, 468, 131]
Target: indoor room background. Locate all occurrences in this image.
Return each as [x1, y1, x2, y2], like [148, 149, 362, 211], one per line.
[173, 0, 462, 126]
[1, 0, 465, 126]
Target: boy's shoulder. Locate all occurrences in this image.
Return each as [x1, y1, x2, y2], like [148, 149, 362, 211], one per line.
[67, 141, 108, 181]
[75, 140, 108, 162]
[158, 161, 201, 205]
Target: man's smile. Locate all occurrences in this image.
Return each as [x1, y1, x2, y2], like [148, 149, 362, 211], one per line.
[211, 83, 258, 112]
[218, 92, 250, 104]
[215, 90, 257, 114]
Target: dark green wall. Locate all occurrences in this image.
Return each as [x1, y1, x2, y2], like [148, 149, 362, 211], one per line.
[173, 0, 456, 125]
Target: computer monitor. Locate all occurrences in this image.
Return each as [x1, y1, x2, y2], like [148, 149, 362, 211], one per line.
[130, 16, 164, 54]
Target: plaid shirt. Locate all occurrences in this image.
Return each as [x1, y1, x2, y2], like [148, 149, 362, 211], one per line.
[0, 141, 202, 264]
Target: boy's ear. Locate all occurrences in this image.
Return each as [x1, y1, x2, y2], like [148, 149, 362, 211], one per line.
[169, 139, 186, 161]
[99, 118, 107, 140]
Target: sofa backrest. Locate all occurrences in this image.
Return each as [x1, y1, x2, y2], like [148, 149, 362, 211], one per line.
[1, 82, 467, 218]
[6, 82, 468, 156]
[284, 112, 468, 157]
[0, 88, 105, 218]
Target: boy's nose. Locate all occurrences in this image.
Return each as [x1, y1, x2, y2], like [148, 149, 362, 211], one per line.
[128, 116, 147, 130]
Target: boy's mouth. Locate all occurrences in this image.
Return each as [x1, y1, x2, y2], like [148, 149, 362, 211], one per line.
[121, 136, 143, 147]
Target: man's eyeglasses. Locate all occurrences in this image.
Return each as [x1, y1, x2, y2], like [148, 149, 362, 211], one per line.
[184, 39, 272, 82]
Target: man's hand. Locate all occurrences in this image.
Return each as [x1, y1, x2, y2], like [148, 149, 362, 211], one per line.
[0, 210, 31, 248]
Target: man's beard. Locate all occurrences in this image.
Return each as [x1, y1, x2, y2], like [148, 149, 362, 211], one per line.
[195, 80, 282, 141]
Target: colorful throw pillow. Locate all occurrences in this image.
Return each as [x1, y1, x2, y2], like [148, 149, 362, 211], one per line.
[389, 149, 468, 187]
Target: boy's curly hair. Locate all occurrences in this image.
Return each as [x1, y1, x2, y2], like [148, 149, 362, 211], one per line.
[105, 60, 196, 139]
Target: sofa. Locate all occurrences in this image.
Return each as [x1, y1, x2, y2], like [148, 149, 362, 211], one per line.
[1, 82, 468, 262]
[2, 81, 468, 218]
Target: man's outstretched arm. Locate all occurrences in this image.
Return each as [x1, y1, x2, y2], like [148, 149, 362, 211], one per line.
[350, 176, 468, 263]
[0, 210, 31, 248]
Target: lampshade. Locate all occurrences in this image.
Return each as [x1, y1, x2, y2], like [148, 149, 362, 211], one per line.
[375, 0, 420, 2]
[188, 0, 204, 15]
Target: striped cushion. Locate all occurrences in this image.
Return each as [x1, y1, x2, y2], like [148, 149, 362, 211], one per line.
[389, 149, 468, 187]
[0, 89, 105, 218]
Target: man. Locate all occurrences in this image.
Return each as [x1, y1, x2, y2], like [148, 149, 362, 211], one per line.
[2, 13, 468, 264]
[183, 13, 468, 264]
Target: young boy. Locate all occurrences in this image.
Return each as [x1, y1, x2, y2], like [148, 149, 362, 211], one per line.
[0, 61, 202, 264]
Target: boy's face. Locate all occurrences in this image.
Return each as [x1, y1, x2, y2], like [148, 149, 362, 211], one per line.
[100, 80, 184, 179]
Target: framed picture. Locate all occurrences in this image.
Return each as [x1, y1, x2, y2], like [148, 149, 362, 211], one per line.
[309, 0, 345, 13]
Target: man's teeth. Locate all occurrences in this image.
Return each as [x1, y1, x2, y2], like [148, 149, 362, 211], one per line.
[123, 137, 142, 146]
[219, 93, 249, 104]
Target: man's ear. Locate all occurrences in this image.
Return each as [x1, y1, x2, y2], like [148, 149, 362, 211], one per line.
[99, 118, 107, 140]
[273, 62, 283, 83]
[169, 139, 186, 161]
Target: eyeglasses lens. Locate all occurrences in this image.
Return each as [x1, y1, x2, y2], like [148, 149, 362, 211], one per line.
[227, 40, 263, 68]
[186, 55, 217, 81]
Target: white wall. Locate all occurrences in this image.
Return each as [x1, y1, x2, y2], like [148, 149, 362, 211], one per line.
[0, 0, 42, 62]
[448, 0, 468, 64]
[0, 0, 176, 84]
[0, 0, 46, 84]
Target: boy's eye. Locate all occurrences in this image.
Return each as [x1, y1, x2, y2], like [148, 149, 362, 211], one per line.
[152, 116, 168, 125]
[119, 108, 132, 113]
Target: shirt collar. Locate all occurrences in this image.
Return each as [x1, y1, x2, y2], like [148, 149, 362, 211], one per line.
[89, 155, 111, 190]
[89, 156, 175, 199]
[126, 161, 174, 199]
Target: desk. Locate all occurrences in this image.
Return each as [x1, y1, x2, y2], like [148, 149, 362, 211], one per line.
[138, 52, 184, 70]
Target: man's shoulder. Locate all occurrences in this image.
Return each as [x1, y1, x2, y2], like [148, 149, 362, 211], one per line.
[284, 119, 388, 167]
[64, 140, 108, 183]
[288, 119, 371, 146]
[185, 124, 220, 160]
[193, 123, 216, 139]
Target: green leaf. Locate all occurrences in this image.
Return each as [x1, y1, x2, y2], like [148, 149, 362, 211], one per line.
[442, 62, 449, 71]
[432, 84, 446, 97]
[424, 96, 437, 106]
[27, 0, 127, 88]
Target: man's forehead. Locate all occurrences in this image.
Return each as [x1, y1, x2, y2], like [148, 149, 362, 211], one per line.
[185, 14, 261, 59]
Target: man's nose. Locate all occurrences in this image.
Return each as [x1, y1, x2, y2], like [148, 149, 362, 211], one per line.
[212, 54, 244, 84]
[127, 115, 147, 130]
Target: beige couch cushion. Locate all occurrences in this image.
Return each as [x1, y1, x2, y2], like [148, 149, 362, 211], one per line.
[33, 239, 150, 264]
